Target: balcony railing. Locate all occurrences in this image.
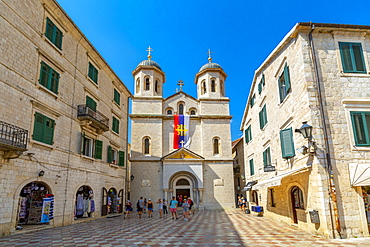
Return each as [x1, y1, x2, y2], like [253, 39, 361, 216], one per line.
[0, 121, 28, 151]
[77, 105, 109, 132]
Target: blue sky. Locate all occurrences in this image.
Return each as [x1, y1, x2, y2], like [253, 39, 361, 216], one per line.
[57, 0, 369, 141]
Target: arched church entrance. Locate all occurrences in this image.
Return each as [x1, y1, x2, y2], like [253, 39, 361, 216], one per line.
[169, 172, 198, 206]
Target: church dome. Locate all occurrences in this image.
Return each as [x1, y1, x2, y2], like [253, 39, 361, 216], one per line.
[199, 62, 223, 72]
[137, 59, 162, 71]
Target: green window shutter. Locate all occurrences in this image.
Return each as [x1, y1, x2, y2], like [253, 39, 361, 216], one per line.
[259, 105, 267, 128]
[112, 117, 119, 133]
[351, 112, 370, 146]
[259, 109, 263, 129]
[45, 18, 54, 42]
[33, 113, 44, 142]
[55, 27, 63, 49]
[284, 65, 291, 92]
[245, 126, 252, 143]
[263, 149, 267, 167]
[280, 128, 295, 158]
[85, 96, 97, 112]
[352, 43, 366, 73]
[278, 75, 284, 103]
[250, 95, 255, 107]
[88, 63, 98, 84]
[258, 82, 262, 94]
[249, 159, 254, 176]
[114, 89, 120, 105]
[118, 151, 125, 166]
[266, 147, 271, 166]
[39, 62, 49, 87]
[107, 145, 112, 163]
[94, 140, 103, 159]
[50, 69, 59, 94]
[43, 117, 55, 145]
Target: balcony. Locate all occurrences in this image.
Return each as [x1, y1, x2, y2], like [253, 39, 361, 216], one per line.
[0, 121, 28, 158]
[77, 105, 109, 133]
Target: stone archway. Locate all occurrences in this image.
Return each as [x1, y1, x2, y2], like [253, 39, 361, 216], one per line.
[168, 171, 199, 206]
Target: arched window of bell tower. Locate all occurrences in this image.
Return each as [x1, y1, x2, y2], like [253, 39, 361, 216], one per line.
[211, 79, 216, 92]
[213, 137, 221, 156]
[178, 103, 184, 115]
[155, 79, 159, 94]
[220, 80, 225, 96]
[143, 137, 151, 155]
[136, 78, 140, 94]
[201, 80, 207, 95]
[145, 77, 150, 91]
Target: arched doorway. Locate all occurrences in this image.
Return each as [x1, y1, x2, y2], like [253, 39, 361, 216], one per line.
[169, 172, 198, 206]
[291, 186, 304, 224]
[17, 181, 53, 225]
[75, 185, 94, 219]
[251, 190, 259, 206]
[175, 178, 191, 205]
[102, 187, 123, 216]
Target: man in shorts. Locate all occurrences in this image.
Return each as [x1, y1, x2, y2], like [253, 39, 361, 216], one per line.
[137, 197, 144, 219]
[169, 196, 178, 219]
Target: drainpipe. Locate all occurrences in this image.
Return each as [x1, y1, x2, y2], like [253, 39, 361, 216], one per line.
[308, 24, 342, 239]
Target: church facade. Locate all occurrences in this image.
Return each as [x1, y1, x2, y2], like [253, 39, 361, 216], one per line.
[129, 53, 235, 210]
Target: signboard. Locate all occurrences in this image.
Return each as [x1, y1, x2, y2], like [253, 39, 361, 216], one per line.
[264, 166, 276, 172]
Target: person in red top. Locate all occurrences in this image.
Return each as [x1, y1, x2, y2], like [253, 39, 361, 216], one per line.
[187, 197, 194, 215]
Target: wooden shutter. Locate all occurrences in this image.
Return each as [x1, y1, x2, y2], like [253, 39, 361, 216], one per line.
[45, 18, 54, 41]
[352, 43, 366, 73]
[118, 151, 125, 166]
[50, 69, 59, 94]
[39, 62, 49, 87]
[55, 27, 63, 49]
[86, 96, 97, 112]
[102, 187, 108, 216]
[44, 117, 55, 145]
[284, 65, 291, 92]
[95, 140, 103, 159]
[33, 113, 44, 142]
[107, 145, 112, 163]
[280, 128, 295, 158]
[263, 149, 267, 167]
[114, 89, 120, 105]
[113, 117, 119, 133]
[259, 109, 263, 129]
[249, 159, 254, 176]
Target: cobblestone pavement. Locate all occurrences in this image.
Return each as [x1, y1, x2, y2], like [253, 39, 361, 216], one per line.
[1, 209, 370, 246]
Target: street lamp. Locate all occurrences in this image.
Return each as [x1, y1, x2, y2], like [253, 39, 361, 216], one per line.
[296, 122, 313, 139]
[130, 174, 135, 181]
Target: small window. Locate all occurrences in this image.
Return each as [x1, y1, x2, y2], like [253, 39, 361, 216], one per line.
[118, 151, 125, 166]
[280, 128, 295, 158]
[108, 145, 118, 164]
[263, 147, 271, 168]
[33, 112, 55, 145]
[155, 80, 159, 93]
[213, 138, 220, 155]
[249, 159, 254, 176]
[211, 79, 216, 92]
[39, 61, 60, 94]
[112, 117, 120, 134]
[190, 110, 196, 115]
[339, 42, 366, 74]
[258, 74, 265, 94]
[82, 136, 94, 157]
[245, 125, 252, 143]
[351, 111, 370, 146]
[144, 137, 150, 155]
[167, 109, 173, 115]
[145, 78, 150, 91]
[201, 80, 207, 94]
[136, 78, 140, 93]
[259, 105, 267, 129]
[292, 186, 304, 209]
[178, 104, 184, 115]
[114, 89, 120, 105]
[176, 179, 190, 186]
[45, 18, 63, 49]
[278, 64, 291, 103]
[250, 94, 256, 107]
[88, 62, 98, 84]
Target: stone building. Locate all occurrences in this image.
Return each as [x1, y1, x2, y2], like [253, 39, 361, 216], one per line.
[240, 22, 370, 238]
[0, 0, 130, 236]
[129, 53, 235, 210]
[232, 137, 246, 206]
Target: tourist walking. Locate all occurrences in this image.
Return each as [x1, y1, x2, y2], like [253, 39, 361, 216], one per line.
[143, 198, 147, 214]
[157, 199, 163, 218]
[241, 197, 246, 211]
[124, 200, 132, 219]
[163, 199, 168, 215]
[147, 199, 153, 218]
[187, 197, 194, 215]
[182, 199, 189, 221]
[178, 195, 183, 207]
[169, 196, 178, 220]
[137, 197, 144, 219]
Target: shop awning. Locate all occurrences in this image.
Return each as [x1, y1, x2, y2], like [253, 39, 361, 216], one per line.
[253, 166, 311, 190]
[242, 181, 257, 191]
[348, 163, 370, 187]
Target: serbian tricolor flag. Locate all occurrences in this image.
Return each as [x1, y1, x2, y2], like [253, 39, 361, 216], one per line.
[173, 115, 190, 149]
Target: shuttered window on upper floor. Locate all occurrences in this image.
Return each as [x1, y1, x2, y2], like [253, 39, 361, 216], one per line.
[88, 62, 99, 84]
[45, 18, 63, 49]
[280, 128, 295, 158]
[33, 112, 55, 145]
[278, 64, 291, 103]
[39, 61, 59, 94]
[351, 111, 370, 146]
[339, 42, 367, 74]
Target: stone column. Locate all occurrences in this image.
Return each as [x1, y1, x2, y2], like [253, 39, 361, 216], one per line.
[198, 188, 204, 211]
[168, 189, 173, 200]
[163, 189, 169, 202]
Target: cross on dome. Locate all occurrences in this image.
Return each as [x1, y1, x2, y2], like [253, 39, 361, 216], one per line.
[177, 80, 184, 91]
[207, 49, 213, 63]
[146, 46, 153, 60]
